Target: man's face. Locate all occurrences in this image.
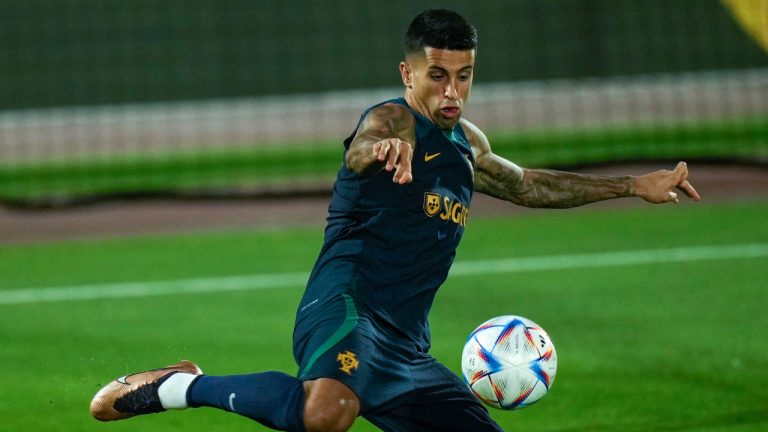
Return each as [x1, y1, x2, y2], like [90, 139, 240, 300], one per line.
[400, 47, 475, 130]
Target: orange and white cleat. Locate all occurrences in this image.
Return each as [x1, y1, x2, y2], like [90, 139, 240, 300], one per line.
[90, 360, 203, 421]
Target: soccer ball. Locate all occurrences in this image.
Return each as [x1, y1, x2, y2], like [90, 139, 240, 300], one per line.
[461, 315, 557, 410]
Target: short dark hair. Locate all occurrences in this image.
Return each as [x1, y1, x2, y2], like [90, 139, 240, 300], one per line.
[405, 9, 477, 56]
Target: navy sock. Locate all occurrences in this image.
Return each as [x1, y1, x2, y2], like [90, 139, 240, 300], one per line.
[187, 371, 305, 432]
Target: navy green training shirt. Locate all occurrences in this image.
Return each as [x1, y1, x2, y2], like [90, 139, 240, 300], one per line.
[298, 97, 475, 352]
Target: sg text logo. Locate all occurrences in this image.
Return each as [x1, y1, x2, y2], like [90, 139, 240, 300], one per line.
[423, 192, 469, 227]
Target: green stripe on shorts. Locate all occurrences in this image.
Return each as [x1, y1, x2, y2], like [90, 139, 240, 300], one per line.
[299, 294, 359, 378]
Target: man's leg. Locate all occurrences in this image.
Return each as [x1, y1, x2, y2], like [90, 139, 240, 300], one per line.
[302, 378, 360, 432]
[363, 355, 504, 432]
[90, 361, 359, 432]
[188, 375, 359, 432]
[186, 371, 306, 431]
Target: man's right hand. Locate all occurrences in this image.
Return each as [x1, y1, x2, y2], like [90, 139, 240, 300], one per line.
[372, 138, 413, 184]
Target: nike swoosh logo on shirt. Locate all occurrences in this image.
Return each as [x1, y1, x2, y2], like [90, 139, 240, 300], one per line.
[424, 152, 441, 162]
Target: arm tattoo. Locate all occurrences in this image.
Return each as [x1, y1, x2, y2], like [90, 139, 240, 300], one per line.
[345, 104, 414, 174]
[473, 163, 524, 202]
[477, 167, 635, 209]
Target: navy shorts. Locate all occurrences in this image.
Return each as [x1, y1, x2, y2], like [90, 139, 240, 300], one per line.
[292, 294, 503, 431]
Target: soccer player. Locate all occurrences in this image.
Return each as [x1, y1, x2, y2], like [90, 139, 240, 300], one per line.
[90, 9, 700, 432]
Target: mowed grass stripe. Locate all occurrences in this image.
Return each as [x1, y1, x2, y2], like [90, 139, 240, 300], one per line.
[2, 243, 766, 305]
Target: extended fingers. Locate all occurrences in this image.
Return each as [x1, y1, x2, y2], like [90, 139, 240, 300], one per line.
[673, 161, 701, 201]
[372, 139, 413, 183]
[385, 139, 402, 172]
[372, 139, 401, 171]
[373, 141, 391, 164]
[678, 180, 701, 201]
[392, 142, 413, 184]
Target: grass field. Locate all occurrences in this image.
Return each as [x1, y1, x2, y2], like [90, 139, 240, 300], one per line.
[1, 200, 767, 431]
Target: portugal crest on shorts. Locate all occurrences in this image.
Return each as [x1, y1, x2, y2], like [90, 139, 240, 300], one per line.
[337, 350, 359, 375]
[423, 192, 441, 217]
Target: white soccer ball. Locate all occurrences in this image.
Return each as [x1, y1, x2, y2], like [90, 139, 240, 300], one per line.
[461, 315, 557, 410]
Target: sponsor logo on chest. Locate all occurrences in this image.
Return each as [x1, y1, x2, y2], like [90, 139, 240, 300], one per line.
[423, 192, 469, 227]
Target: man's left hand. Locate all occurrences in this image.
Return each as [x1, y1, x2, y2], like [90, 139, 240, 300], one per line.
[634, 161, 701, 204]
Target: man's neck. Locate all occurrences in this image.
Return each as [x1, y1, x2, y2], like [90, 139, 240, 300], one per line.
[403, 90, 434, 126]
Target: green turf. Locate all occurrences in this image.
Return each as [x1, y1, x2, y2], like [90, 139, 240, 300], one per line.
[1, 117, 766, 202]
[1, 200, 767, 431]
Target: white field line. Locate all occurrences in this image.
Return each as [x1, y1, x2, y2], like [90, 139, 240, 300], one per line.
[1, 243, 767, 305]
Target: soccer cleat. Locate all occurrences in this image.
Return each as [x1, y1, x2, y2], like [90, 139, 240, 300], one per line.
[90, 360, 203, 421]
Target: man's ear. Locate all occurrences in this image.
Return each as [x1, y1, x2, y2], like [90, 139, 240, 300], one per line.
[399, 61, 412, 88]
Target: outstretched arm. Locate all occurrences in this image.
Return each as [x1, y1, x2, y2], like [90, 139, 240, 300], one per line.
[345, 103, 416, 184]
[463, 119, 700, 208]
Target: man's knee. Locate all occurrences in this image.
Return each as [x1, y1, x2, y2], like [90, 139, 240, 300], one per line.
[303, 405, 356, 432]
[302, 378, 359, 432]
